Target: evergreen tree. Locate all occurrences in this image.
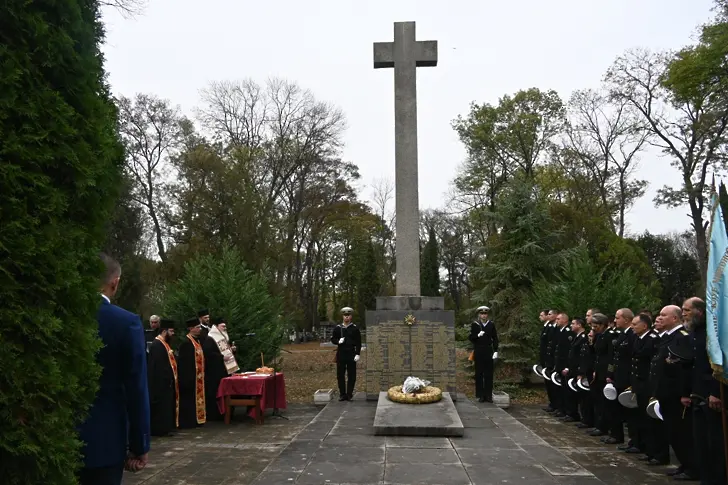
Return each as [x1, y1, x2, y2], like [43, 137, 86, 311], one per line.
[471, 174, 571, 366]
[0, 0, 123, 483]
[162, 247, 284, 371]
[421, 227, 440, 296]
[356, 239, 380, 324]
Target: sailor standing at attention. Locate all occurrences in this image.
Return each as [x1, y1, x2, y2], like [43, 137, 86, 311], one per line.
[331, 306, 362, 401]
[469, 305, 499, 403]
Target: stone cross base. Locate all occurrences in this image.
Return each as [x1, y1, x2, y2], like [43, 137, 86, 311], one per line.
[365, 296, 457, 401]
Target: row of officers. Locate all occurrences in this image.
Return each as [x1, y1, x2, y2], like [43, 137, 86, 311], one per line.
[537, 299, 726, 484]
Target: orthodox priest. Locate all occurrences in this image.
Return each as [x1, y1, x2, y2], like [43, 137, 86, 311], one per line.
[204, 317, 239, 420]
[178, 318, 206, 428]
[147, 319, 178, 436]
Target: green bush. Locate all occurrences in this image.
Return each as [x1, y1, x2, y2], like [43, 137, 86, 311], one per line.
[162, 247, 284, 371]
[523, 245, 660, 322]
[0, 1, 123, 483]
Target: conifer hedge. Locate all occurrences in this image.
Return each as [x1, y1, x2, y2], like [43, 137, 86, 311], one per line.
[0, 1, 123, 483]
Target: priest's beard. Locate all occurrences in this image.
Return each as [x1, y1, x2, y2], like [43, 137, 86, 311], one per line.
[163, 333, 173, 343]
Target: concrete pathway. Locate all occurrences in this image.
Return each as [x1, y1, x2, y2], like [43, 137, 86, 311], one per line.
[124, 395, 674, 485]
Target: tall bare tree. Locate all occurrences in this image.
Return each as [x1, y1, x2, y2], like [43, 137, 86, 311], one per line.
[605, 48, 728, 284]
[564, 89, 649, 236]
[118, 94, 185, 262]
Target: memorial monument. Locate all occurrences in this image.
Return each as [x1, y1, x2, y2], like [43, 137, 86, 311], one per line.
[366, 22, 457, 406]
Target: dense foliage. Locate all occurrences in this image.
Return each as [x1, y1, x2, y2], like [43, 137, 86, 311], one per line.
[0, 0, 123, 483]
[162, 247, 284, 370]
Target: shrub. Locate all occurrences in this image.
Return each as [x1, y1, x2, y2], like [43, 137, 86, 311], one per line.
[0, 0, 123, 483]
[162, 247, 284, 371]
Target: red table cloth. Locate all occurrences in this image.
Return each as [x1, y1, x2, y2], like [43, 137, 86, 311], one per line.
[216, 373, 287, 419]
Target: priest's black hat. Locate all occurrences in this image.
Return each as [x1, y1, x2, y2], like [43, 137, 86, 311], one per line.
[185, 317, 199, 328]
[213, 317, 226, 325]
[197, 308, 209, 318]
[159, 319, 176, 330]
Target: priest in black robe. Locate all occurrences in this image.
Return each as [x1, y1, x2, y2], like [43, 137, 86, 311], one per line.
[203, 317, 233, 421]
[147, 319, 178, 436]
[178, 318, 206, 428]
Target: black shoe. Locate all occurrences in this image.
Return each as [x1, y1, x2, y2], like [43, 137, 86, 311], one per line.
[617, 444, 631, 451]
[347, 394, 354, 401]
[666, 467, 684, 476]
[542, 406, 555, 412]
[589, 429, 607, 437]
[604, 438, 624, 445]
[562, 416, 576, 423]
[647, 459, 670, 466]
[625, 447, 642, 454]
[339, 395, 348, 401]
[575, 423, 590, 429]
[478, 396, 486, 402]
[672, 472, 699, 481]
[638, 456, 652, 461]
[553, 412, 566, 418]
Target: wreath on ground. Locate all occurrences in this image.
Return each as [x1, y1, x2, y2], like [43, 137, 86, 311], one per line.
[387, 376, 442, 404]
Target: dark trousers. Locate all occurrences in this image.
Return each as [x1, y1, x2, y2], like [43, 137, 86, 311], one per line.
[693, 404, 726, 485]
[593, 379, 609, 432]
[563, 382, 579, 418]
[78, 463, 124, 485]
[545, 379, 554, 408]
[662, 398, 697, 475]
[608, 397, 625, 441]
[648, 409, 671, 463]
[634, 392, 651, 452]
[336, 357, 356, 397]
[548, 380, 562, 411]
[475, 353, 494, 399]
[580, 389, 594, 426]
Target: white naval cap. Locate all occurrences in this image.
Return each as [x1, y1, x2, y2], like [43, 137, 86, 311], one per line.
[340, 306, 354, 314]
[476, 305, 490, 312]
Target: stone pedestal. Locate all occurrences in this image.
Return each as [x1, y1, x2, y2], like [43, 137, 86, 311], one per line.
[365, 296, 456, 401]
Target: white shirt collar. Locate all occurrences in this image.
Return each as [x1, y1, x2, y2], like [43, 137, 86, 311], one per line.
[667, 324, 684, 335]
[659, 331, 667, 337]
[100, 294, 110, 303]
[639, 331, 649, 339]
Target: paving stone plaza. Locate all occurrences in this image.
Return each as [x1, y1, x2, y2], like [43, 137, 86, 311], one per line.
[123, 395, 675, 485]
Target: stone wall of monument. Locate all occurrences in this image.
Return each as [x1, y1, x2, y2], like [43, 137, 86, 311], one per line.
[365, 306, 456, 400]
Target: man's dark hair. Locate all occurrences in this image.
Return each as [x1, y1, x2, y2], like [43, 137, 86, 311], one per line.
[589, 308, 601, 314]
[573, 317, 586, 327]
[637, 313, 652, 327]
[541, 309, 549, 315]
[99, 252, 121, 286]
[639, 309, 653, 317]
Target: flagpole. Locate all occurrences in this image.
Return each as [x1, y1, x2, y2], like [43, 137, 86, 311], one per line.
[722, 382, 728, 485]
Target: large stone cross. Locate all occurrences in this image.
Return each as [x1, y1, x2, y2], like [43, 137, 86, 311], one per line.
[373, 21, 438, 296]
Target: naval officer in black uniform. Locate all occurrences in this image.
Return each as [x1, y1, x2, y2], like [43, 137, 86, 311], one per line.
[469, 305, 499, 403]
[331, 306, 362, 401]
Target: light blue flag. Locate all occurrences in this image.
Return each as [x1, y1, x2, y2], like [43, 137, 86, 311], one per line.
[706, 191, 728, 380]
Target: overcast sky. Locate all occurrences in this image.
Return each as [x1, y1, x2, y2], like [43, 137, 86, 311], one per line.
[101, 0, 716, 236]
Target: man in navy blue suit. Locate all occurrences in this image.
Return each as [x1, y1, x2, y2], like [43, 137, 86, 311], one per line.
[77, 253, 151, 484]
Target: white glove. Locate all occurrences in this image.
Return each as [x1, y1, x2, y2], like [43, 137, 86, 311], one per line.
[338, 337, 345, 344]
[354, 355, 360, 363]
[492, 352, 498, 359]
[478, 331, 485, 338]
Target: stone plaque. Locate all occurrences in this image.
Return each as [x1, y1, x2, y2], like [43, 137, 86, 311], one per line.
[365, 297, 456, 400]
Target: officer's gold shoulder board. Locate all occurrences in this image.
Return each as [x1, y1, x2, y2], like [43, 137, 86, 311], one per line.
[680, 330, 688, 336]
